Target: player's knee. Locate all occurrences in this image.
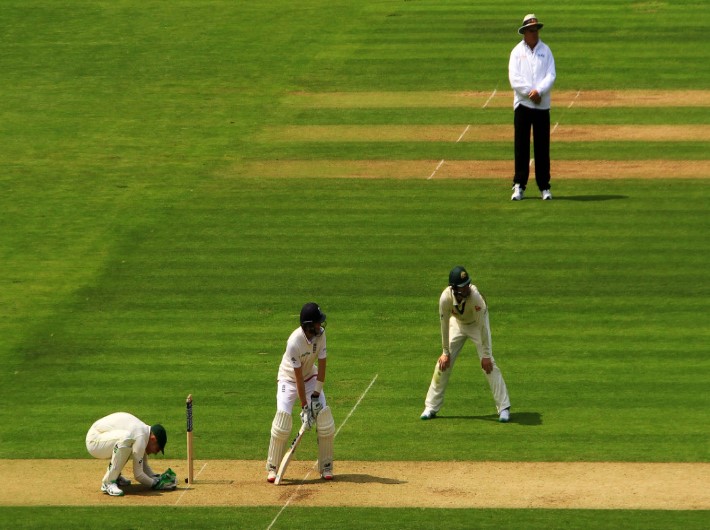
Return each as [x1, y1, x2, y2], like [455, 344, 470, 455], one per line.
[316, 407, 335, 437]
[271, 410, 292, 439]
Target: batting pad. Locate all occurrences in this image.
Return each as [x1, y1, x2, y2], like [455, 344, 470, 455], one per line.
[316, 407, 335, 474]
[103, 445, 132, 484]
[267, 410, 292, 471]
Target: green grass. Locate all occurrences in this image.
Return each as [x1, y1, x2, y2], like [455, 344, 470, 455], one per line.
[1, 0, 709, 528]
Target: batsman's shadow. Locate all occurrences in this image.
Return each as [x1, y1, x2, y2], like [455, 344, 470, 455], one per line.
[438, 411, 542, 426]
[295, 474, 406, 485]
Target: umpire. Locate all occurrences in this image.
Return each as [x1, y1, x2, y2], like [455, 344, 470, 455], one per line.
[508, 13, 557, 201]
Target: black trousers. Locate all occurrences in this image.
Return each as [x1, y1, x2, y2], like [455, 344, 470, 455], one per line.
[513, 105, 551, 191]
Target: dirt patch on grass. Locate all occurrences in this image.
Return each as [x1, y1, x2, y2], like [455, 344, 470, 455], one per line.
[257, 124, 710, 143]
[1, 459, 708, 509]
[236, 159, 710, 179]
[284, 90, 710, 109]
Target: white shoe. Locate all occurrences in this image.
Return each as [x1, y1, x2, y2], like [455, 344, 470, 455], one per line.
[541, 189, 552, 200]
[499, 408, 510, 423]
[511, 184, 524, 201]
[101, 481, 125, 497]
[116, 475, 131, 487]
[267, 465, 277, 483]
[321, 463, 334, 480]
[420, 409, 437, 420]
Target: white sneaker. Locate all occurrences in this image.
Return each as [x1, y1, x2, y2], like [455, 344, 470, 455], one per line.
[321, 463, 334, 480]
[499, 408, 510, 423]
[116, 475, 131, 487]
[420, 409, 437, 420]
[267, 465, 277, 483]
[541, 189, 552, 200]
[101, 481, 125, 497]
[511, 184, 524, 201]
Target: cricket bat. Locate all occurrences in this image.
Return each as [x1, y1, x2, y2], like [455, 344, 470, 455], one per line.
[273, 423, 307, 485]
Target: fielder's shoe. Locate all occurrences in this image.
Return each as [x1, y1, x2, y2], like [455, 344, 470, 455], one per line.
[267, 465, 277, 483]
[420, 409, 437, 420]
[498, 408, 510, 423]
[511, 184, 524, 201]
[116, 475, 131, 487]
[321, 463, 334, 481]
[101, 481, 125, 497]
[541, 189, 552, 200]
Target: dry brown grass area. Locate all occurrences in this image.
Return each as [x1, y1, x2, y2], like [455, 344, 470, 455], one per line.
[235, 160, 710, 180]
[1, 459, 709, 509]
[257, 124, 710, 143]
[284, 90, 710, 108]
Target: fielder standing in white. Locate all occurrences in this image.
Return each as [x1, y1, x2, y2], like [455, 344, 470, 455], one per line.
[266, 302, 335, 482]
[421, 266, 511, 422]
[85, 412, 177, 496]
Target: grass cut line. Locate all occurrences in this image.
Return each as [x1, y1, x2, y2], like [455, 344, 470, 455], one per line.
[283, 90, 710, 109]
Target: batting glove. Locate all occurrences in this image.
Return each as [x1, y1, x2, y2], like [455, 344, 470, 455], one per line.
[309, 398, 323, 419]
[300, 405, 313, 431]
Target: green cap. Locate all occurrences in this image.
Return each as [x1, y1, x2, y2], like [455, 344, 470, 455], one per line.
[449, 266, 471, 288]
[151, 424, 167, 454]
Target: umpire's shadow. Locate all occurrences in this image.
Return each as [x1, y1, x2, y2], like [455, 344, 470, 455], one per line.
[436, 411, 542, 425]
[553, 194, 628, 201]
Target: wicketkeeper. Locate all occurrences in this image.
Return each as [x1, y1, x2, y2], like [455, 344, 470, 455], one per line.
[86, 412, 177, 496]
[421, 266, 512, 422]
[266, 302, 335, 482]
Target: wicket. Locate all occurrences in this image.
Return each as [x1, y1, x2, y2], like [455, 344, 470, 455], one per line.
[186, 394, 194, 484]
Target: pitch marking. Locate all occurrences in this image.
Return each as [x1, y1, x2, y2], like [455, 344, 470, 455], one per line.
[174, 462, 208, 505]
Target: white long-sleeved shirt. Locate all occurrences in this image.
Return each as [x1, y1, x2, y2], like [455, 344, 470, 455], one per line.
[439, 285, 491, 357]
[277, 326, 327, 383]
[508, 39, 556, 110]
[88, 412, 157, 486]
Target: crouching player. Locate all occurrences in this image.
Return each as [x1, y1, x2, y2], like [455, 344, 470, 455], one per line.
[86, 412, 177, 496]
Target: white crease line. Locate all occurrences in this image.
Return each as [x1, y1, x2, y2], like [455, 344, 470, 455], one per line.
[266, 374, 379, 530]
[568, 90, 581, 108]
[456, 124, 470, 143]
[551, 122, 559, 134]
[174, 462, 208, 505]
[427, 159, 445, 180]
[482, 88, 497, 109]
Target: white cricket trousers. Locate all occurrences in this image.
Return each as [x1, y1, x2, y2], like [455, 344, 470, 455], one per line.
[424, 317, 511, 414]
[85, 427, 133, 484]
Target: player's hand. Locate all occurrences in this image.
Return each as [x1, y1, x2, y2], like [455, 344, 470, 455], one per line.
[528, 90, 542, 104]
[309, 397, 323, 419]
[481, 357, 493, 374]
[300, 405, 313, 430]
[438, 353, 451, 372]
[152, 474, 177, 490]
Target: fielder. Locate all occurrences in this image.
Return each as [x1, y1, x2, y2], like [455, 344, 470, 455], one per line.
[421, 266, 511, 422]
[266, 302, 335, 483]
[86, 412, 177, 496]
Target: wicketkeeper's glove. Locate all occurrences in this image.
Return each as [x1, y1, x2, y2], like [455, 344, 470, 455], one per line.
[152, 469, 177, 490]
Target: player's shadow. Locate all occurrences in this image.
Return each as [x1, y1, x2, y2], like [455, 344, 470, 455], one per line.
[553, 194, 627, 201]
[437, 411, 542, 425]
[291, 474, 406, 485]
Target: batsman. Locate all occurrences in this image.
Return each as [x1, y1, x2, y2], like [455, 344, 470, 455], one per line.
[266, 302, 335, 482]
[421, 266, 512, 422]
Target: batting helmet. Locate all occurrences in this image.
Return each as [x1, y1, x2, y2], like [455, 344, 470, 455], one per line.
[449, 266, 471, 288]
[300, 302, 326, 337]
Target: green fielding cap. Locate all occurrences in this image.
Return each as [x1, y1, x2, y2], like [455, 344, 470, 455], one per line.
[449, 265, 471, 287]
[151, 424, 167, 454]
